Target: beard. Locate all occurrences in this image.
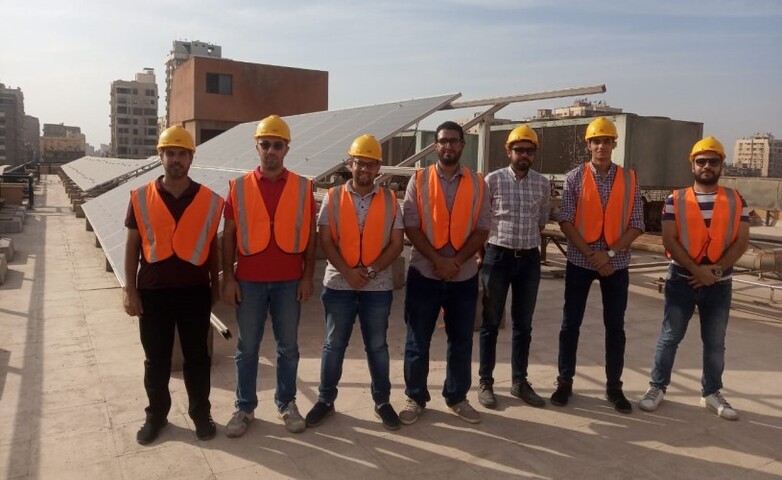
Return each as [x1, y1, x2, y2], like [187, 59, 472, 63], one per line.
[511, 159, 530, 173]
[695, 169, 721, 186]
[164, 163, 187, 179]
[438, 150, 461, 166]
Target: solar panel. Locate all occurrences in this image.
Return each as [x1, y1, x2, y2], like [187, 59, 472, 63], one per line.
[61, 156, 160, 192]
[83, 93, 459, 285]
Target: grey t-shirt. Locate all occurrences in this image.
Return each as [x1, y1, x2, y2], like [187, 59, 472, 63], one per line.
[318, 182, 403, 291]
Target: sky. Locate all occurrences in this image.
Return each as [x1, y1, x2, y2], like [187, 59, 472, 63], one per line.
[2, 0, 781, 162]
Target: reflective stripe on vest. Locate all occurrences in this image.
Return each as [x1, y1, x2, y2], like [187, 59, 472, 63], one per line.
[416, 164, 484, 250]
[328, 184, 396, 267]
[230, 171, 312, 255]
[131, 181, 224, 266]
[574, 164, 636, 246]
[672, 186, 741, 263]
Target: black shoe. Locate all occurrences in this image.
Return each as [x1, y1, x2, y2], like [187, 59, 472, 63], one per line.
[550, 383, 572, 407]
[136, 419, 168, 445]
[305, 401, 335, 428]
[606, 388, 633, 414]
[511, 380, 546, 408]
[194, 414, 217, 441]
[478, 383, 497, 408]
[374, 403, 401, 431]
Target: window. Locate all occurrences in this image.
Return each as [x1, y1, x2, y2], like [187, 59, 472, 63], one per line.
[145, 89, 156, 96]
[206, 73, 233, 95]
[116, 106, 127, 114]
[143, 108, 157, 115]
[116, 87, 130, 94]
[132, 108, 143, 115]
[147, 128, 157, 136]
[117, 118, 130, 125]
[147, 118, 157, 126]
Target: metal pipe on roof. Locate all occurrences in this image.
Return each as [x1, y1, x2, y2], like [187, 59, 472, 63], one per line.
[542, 228, 782, 273]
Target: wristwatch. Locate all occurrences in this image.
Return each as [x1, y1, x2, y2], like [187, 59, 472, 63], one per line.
[712, 267, 723, 278]
[606, 249, 616, 258]
[367, 267, 377, 280]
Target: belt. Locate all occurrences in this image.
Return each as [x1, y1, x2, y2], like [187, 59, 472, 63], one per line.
[491, 244, 539, 257]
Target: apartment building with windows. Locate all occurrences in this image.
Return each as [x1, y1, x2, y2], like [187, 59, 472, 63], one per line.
[732, 133, 782, 178]
[163, 40, 222, 127]
[110, 69, 159, 159]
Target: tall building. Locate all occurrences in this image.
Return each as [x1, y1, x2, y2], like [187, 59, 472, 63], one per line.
[732, 133, 782, 178]
[169, 57, 328, 145]
[110, 69, 159, 159]
[40, 123, 86, 164]
[0, 82, 25, 166]
[164, 40, 222, 126]
[23, 115, 40, 163]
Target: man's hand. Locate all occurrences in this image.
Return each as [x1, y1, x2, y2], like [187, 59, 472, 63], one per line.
[297, 278, 314, 302]
[222, 277, 242, 307]
[597, 264, 615, 277]
[123, 288, 143, 317]
[689, 265, 720, 288]
[587, 250, 611, 270]
[433, 256, 460, 280]
[343, 267, 369, 290]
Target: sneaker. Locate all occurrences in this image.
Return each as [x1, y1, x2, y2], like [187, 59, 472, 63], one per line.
[136, 418, 167, 445]
[639, 386, 665, 412]
[194, 414, 216, 441]
[398, 398, 424, 425]
[700, 392, 739, 421]
[606, 388, 633, 414]
[305, 401, 335, 428]
[225, 410, 254, 438]
[550, 382, 572, 407]
[511, 380, 546, 408]
[449, 400, 481, 424]
[374, 403, 401, 431]
[279, 401, 306, 433]
[478, 383, 497, 408]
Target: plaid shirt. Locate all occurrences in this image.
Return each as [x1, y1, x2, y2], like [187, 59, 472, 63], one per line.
[485, 166, 551, 249]
[559, 162, 645, 270]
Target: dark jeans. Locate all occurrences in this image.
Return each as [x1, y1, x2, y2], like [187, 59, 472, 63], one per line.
[479, 245, 541, 385]
[403, 267, 478, 407]
[138, 285, 212, 424]
[650, 265, 732, 396]
[318, 288, 393, 405]
[557, 262, 629, 389]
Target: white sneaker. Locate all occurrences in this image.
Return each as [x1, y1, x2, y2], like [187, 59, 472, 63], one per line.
[226, 410, 254, 438]
[398, 398, 424, 425]
[639, 386, 665, 412]
[279, 401, 306, 433]
[700, 392, 738, 421]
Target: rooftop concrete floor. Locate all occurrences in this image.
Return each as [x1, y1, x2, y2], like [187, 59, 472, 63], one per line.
[1, 175, 781, 480]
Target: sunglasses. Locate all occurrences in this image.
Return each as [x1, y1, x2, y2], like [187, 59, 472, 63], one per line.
[510, 146, 537, 155]
[694, 157, 722, 167]
[436, 138, 462, 146]
[258, 140, 286, 151]
[352, 160, 379, 170]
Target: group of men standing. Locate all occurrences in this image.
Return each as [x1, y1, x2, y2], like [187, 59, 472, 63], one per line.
[123, 114, 748, 445]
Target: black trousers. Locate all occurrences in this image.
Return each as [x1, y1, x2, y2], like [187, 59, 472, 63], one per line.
[139, 286, 212, 423]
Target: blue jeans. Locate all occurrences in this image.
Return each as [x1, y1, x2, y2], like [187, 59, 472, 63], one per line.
[234, 279, 300, 412]
[650, 265, 732, 396]
[479, 245, 541, 385]
[403, 267, 478, 407]
[318, 288, 393, 405]
[557, 261, 629, 389]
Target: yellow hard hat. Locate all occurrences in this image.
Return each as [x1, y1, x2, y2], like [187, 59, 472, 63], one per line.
[254, 114, 291, 142]
[689, 136, 725, 161]
[584, 117, 618, 141]
[347, 134, 382, 162]
[157, 125, 195, 154]
[505, 125, 538, 148]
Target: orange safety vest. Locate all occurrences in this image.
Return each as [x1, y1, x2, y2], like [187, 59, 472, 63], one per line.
[131, 181, 224, 266]
[327, 184, 396, 267]
[416, 164, 484, 250]
[672, 186, 742, 264]
[230, 170, 312, 255]
[574, 163, 636, 247]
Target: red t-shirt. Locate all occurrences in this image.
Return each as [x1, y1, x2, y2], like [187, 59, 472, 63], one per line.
[125, 177, 212, 289]
[224, 167, 316, 282]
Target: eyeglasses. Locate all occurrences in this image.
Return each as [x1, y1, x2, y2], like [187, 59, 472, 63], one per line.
[510, 146, 537, 155]
[436, 138, 462, 146]
[352, 160, 379, 170]
[258, 140, 286, 151]
[694, 157, 722, 167]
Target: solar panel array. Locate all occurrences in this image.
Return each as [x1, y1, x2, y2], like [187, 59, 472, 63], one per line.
[61, 156, 159, 192]
[83, 94, 459, 284]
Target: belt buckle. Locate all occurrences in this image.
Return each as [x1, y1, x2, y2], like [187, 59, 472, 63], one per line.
[514, 249, 525, 257]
